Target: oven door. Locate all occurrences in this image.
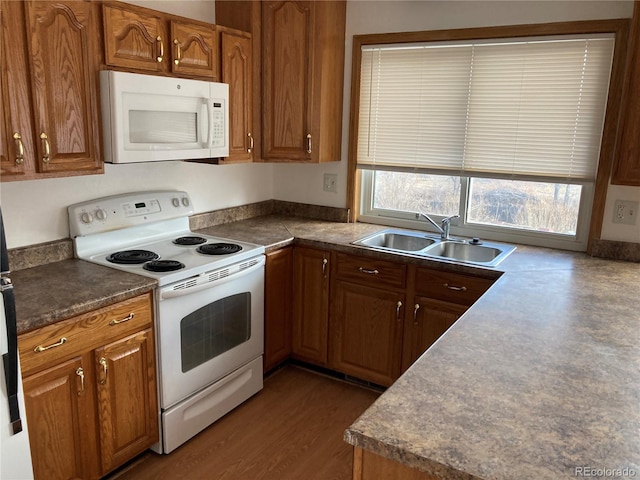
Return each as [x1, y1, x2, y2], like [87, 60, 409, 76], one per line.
[156, 257, 264, 409]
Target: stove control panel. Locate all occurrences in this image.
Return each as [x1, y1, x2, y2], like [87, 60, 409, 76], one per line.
[68, 190, 194, 238]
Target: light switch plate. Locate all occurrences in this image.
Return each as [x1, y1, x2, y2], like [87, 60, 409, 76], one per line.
[612, 199, 638, 225]
[323, 173, 338, 193]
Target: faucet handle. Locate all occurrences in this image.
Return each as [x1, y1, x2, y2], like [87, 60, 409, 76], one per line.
[442, 214, 460, 224]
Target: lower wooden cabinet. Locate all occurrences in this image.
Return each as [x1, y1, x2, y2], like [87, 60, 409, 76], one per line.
[22, 356, 97, 479]
[282, 247, 495, 386]
[292, 246, 330, 366]
[353, 447, 439, 480]
[264, 247, 293, 372]
[94, 329, 157, 474]
[329, 280, 404, 386]
[18, 293, 158, 480]
[402, 297, 467, 371]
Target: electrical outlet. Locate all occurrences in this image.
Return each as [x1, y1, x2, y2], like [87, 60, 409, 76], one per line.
[613, 199, 639, 225]
[323, 173, 338, 193]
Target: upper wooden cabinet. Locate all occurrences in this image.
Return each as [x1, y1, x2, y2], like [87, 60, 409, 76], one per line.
[102, 2, 218, 80]
[216, 0, 346, 163]
[1, 0, 103, 181]
[612, 1, 640, 185]
[219, 27, 254, 164]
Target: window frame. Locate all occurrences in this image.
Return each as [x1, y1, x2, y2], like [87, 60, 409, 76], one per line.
[347, 19, 630, 253]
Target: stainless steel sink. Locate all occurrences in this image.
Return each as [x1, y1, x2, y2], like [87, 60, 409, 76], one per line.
[353, 229, 516, 267]
[421, 240, 515, 266]
[353, 229, 438, 252]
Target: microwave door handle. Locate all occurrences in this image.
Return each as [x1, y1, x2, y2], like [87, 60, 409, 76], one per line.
[205, 98, 214, 148]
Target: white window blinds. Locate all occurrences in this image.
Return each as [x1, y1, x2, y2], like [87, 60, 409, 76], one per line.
[357, 36, 615, 181]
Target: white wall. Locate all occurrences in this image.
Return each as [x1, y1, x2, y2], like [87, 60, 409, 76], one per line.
[0, 0, 275, 249]
[273, 0, 639, 243]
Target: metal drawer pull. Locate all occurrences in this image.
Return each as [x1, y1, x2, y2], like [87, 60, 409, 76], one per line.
[443, 283, 467, 292]
[306, 133, 312, 154]
[34, 337, 67, 352]
[156, 36, 164, 62]
[40, 132, 50, 163]
[13, 133, 25, 165]
[358, 267, 379, 275]
[322, 258, 328, 275]
[396, 301, 403, 321]
[413, 303, 420, 324]
[109, 312, 134, 325]
[99, 357, 108, 384]
[173, 39, 181, 65]
[76, 367, 85, 395]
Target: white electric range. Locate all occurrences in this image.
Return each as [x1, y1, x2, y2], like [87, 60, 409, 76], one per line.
[68, 191, 265, 454]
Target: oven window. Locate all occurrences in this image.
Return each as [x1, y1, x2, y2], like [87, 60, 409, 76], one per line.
[180, 292, 251, 373]
[129, 110, 197, 144]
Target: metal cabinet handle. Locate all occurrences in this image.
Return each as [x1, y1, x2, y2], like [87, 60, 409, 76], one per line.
[358, 267, 379, 275]
[322, 258, 328, 276]
[413, 303, 420, 325]
[99, 357, 108, 384]
[12, 133, 24, 165]
[173, 39, 181, 65]
[156, 36, 164, 63]
[443, 283, 467, 292]
[109, 312, 134, 326]
[76, 367, 85, 395]
[396, 301, 403, 321]
[34, 337, 67, 353]
[247, 133, 254, 153]
[306, 133, 312, 154]
[40, 132, 50, 163]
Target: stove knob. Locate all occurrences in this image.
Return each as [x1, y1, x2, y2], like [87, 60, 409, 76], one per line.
[80, 212, 93, 224]
[172, 198, 180, 208]
[95, 209, 108, 221]
[181, 197, 190, 207]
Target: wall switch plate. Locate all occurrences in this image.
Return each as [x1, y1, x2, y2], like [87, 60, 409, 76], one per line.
[613, 199, 639, 225]
[323, 173, 338, 193]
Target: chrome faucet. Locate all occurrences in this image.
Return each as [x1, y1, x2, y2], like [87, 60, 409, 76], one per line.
[417, 213, 459, 240]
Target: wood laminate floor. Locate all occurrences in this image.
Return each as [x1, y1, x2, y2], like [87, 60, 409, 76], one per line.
[107, 366, 380, 480]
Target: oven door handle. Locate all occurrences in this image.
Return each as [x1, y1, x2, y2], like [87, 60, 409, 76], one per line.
[159, 256, 265, 300]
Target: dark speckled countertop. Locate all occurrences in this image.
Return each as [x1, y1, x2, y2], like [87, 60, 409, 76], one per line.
[12, 214, 640, 480]
[13, 260, 156, 334]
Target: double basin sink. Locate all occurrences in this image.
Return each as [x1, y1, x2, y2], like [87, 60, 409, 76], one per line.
[353, 229, 516, 267]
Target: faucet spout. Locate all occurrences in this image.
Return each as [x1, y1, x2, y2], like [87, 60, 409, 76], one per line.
[416, 212, 459, 240]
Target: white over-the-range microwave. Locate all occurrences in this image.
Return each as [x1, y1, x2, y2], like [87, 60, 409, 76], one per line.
[100, 70, 229, 163]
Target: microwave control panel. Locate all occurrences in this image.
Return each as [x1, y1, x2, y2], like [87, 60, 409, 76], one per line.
[211, 100, 225, 147]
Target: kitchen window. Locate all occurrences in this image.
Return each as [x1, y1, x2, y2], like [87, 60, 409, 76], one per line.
[350, 22, 628, 251]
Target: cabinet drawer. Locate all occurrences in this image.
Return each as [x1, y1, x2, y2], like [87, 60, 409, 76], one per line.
[415, 268, 494, 306]
[334, 253, 406, 289]
[18, 293, 153, 376]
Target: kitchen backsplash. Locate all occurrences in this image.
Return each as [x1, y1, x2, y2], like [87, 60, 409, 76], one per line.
[9, 201, 350, 271]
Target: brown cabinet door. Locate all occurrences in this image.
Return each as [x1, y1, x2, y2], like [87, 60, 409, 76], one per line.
[170, 20, 217, 79]
[23, 355, 98, 480]
[0, 1, 33, 178]
[220, 29, 253, 163]
[402, 297, 466, 371]
[264, 247, 293, 372]
[329, 280, 404, 386]
[103, 3, 164, 72]
[25, 1, 102, 174]
[262, 1, 312, 161]
[292, 246, 330, 365]
[94, 329, 158, 475]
